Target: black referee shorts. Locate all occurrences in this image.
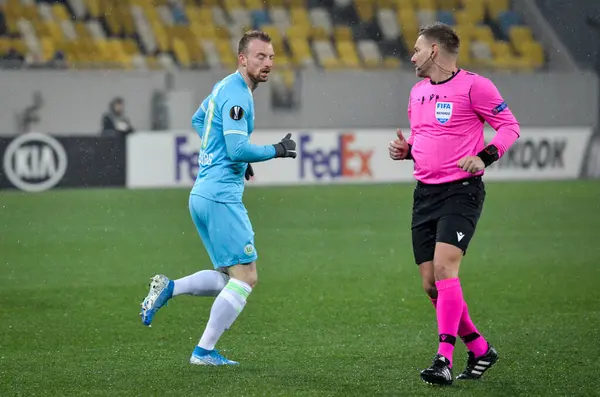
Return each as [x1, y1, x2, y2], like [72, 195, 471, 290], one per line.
[411, 176, 486, 265]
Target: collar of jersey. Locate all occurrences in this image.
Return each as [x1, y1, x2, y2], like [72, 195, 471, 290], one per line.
[429, 69, 462, 86]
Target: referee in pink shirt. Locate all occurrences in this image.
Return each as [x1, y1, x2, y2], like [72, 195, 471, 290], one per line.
[389, 22, 520, 386]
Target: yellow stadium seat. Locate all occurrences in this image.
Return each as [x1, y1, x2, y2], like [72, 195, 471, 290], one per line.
[122, 39, 140, 56]
[289, 7, 310, 26]
[383, 56, 401, 69]
[454, 24, 474, 41]
[376, 0, 397, 10]
[216, 39, 236, 68]
[261, 25, 283, 41]
[311, 26, 329, 40]
[184, 39, 205, 65]
[245, 0, 265, 11]
[38, 37, 55, 62]
[152, 23, 170, 52]
[509, 26, 534, 44]
[0, 37, 10, 56]
[520, 41, 544, 68]
[199, 0, 219, 6]
[288, 38, 313, 66]
[458, 38, 471, 66]
[104, 12, 121, 36]
[258, 25, 286, 56]
[485, 0, 509, 20]
[266, 0, 285, 7]
[52, 4, 70, 21]
[473, 25, 494, 44]
[23, 5, 40, 23]
[173, 38, 191, 68]
[417, 0, 436, 10]
[74, 23, 91, 39]
[334, 26, 353, 42]
[355, 0, 374, 21]
[85, 0, 101, 18]
[437, 0, 459, 10]
[491, 41, 513, 60]
[509, 26, 534, 55]
[286, 25, 311, 40]
[288, 0, 306, 7]
[11, 38, 28, 56]
[191, 24, 218, 40]
[223, 0, 243, 13]
[336, 40, 361, 69]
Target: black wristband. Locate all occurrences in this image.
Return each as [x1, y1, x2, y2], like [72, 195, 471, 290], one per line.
[477, 144, 499, 167]
[406, 144, 413, 160]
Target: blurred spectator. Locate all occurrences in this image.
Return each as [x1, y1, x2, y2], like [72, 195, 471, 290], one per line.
[168, 0, 188, 24]
[0, 10, 6, 36]
[101, 97, 135, 137]
[17, 90, 43, 134]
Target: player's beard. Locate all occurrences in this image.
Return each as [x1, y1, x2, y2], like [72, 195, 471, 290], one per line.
[251, 68, 270, 83]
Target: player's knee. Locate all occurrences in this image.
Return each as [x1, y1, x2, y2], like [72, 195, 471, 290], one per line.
[423, 283, 438, 299]
[246, 274, 258, 289]
[433, 243, 462, 280]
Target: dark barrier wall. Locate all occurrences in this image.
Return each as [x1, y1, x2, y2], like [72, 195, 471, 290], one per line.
[0, 133, 126, 192]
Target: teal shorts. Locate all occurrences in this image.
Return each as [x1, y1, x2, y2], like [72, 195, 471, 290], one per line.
[189, 194, 257, 269]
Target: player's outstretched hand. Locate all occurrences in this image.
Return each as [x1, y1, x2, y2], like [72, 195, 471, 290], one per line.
[389, 128, 409, 160]
[245, 163, 254, 181]
[457, 156, 485, 174]
[273, 133, 297, 159]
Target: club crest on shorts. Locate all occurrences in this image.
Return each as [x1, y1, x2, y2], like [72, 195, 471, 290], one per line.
[244, 244, 255, 256]
[435, 102, 453, 124]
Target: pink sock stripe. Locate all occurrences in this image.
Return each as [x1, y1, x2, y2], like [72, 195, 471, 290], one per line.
[435, 277, 460, 291]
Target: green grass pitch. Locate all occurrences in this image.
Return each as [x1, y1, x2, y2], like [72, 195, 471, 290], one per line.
[1, 181, 599, 396]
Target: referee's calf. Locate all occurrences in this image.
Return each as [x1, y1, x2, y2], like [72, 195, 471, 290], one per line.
[389, 22, 520, 386]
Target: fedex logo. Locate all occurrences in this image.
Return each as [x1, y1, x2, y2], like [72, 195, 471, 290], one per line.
[299, 133, 373, 180]
[175, 135, 199, 181]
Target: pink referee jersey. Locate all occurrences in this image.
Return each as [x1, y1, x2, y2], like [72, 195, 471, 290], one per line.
[407, 69, 520, 184]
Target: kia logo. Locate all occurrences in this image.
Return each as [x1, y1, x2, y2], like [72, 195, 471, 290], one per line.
[2, 132, 67, 192]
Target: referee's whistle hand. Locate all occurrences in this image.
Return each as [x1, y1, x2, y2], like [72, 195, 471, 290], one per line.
[457, 156, 485, 174]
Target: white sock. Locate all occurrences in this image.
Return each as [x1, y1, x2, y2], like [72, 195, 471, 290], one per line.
[198, 278, 252, 351]
[172, 270, 229, 297]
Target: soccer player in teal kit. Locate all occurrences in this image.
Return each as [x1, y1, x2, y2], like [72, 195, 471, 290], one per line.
[139, 30, 297, 366]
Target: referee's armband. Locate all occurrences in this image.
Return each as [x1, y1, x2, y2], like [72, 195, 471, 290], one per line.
[476, 145, 499, 167]
[406, 144, 413, 160]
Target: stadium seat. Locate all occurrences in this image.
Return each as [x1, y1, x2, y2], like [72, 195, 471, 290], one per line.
[246, 0, 265, 12]
[471, 40, 493, 67]
[269, 7, 291, 33]
[251, 10, 271, 29]
[336, 40, 361, 68]
[377, 9, 400, 41]
[357, 39, 382, 68]
[497, 10, 521, 35]
[437, 0, 459, 11]
[0, 0, 546, 72]
[354, 0, 374, 22]
[334, 26, 353, 42]
[416, 0, 436, 10]
[288, 37, 314, 67]
[417, 9, 437, 27]
[313, 39, 340, 69]
[485, 0, 509, 20]
[437, 10, 456, 26]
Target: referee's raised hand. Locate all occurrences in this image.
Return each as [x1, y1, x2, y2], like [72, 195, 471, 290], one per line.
[389, 128, 410, 160]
